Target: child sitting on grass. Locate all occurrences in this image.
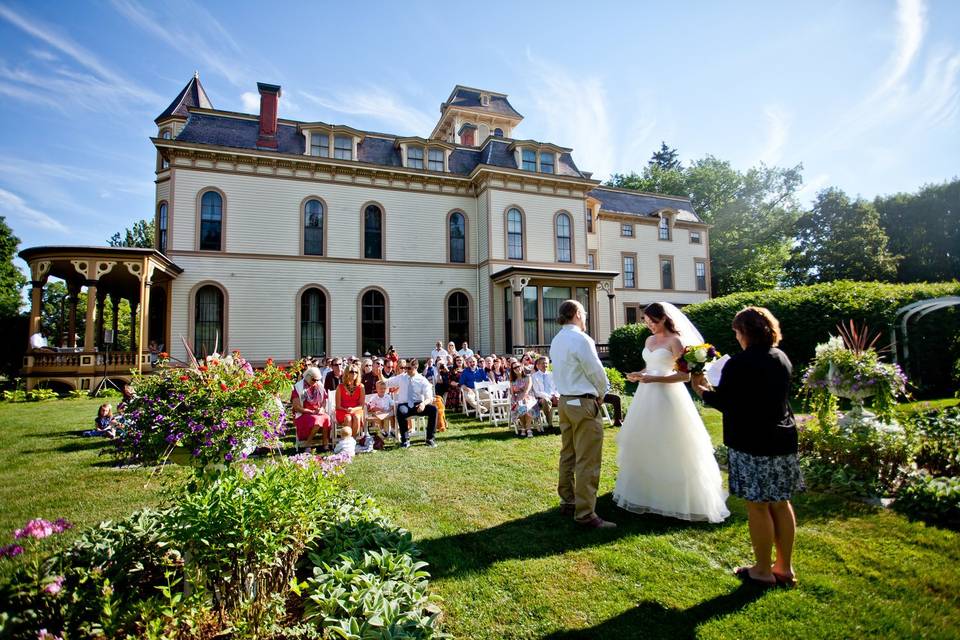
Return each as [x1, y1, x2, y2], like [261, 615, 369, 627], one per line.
[84, 403, 117, 437]
[333, 425, 356, 457]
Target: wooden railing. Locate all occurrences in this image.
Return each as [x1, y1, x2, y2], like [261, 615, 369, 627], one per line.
[514, 344, 611, 360]
[30, 352, 83, 368]
[24, 351, 151, 373]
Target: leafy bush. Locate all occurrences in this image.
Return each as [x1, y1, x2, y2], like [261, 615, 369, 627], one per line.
[798, 419, 916, 498]
[609, 281, 960, 393]
[2, 389, 26, 402]
[605, 367, 625, 395]
[66, 390, 89, 400]
[26, 388, 58, 402]
[91, 388, 122, 399]
[910, 407, 960, 477]
[895, 471, 960, 528]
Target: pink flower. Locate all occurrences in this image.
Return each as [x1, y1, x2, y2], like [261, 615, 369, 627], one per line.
[43, 576, 65, 596]
[14, 519, 55, 540]
[37, 630, 64, 640]
[52, 518, 72, 534]
[0, 543, 24, 558]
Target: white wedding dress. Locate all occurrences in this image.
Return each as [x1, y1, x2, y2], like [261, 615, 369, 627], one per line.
[613, 347, 730, 523]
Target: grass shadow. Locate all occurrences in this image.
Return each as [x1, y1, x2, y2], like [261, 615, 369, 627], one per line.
[24, 438, 114, 454]
[542, 582, 767, 639]
[419, 492, 736, 581]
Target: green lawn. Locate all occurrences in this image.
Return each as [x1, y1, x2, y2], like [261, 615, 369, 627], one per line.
[0, 398, 958, 638]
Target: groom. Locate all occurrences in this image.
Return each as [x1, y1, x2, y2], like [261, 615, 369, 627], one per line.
[550, 300, 615, 529]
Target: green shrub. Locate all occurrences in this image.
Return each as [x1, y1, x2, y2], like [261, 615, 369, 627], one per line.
[798, 419, 916, 498]
[26, 388, 58, 402]
[609, 281, 960, 393]
[604, 367, 625, 395]
[910, 407, 960, 477]
[2, 389, 26, 402]
[66, 390, 89, 400]
[91, 388, 122, 399]
[895, 471, 960, 528]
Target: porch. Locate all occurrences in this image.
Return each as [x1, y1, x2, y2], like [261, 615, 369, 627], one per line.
[18, 246, 182, 391]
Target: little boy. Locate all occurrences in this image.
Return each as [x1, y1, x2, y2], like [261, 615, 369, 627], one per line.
[366, 380, 396, 438]
[333, 425, 356, 457]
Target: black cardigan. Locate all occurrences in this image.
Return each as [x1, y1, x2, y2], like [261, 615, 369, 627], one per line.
[701, 346, 798, 457]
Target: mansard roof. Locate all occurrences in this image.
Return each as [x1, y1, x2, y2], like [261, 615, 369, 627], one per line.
[155, 73, 213, 123]
[588, 186, 703, 223]
[442, 85, 523, 120]
[172, 111, 588, 179]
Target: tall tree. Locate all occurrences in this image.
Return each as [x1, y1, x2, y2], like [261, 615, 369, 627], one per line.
[649, 142, 681, 171]
[789, 188, 901, 284]
[0, 216, 26, 318]
[108, 219, 155, 248]
[874, 178, 959, 282]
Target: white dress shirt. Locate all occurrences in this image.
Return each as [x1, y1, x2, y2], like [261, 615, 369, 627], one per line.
[366, 393, 395, 413]
[29, 333, 47, 349]
[432, 348, 450, 365]
[458, 347, 474, 357]
[531, 369, 559, 401]
[383, 373, 434, 407]
[549, 324, 608, 397]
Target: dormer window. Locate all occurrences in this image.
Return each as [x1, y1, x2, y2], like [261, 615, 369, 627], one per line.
[407, 146, 424, 169]
[658, 215, 672, 241]
[428, 148, 444, 171]
[521, 149, 537, 171]
[310, 132, 329, 157]
[480, 93, 490, 106]
[540, 152, 555, 174]
[160, 129, 172, 170]
[334, 135, 353, 160]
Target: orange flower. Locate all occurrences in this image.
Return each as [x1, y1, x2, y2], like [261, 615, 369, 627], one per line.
[220, 382, 228, 392]
[160, 352, 169, 359]
[266, 358, 274, 365]
[179, 375, 189, 381]
[198, 365, 208, 372]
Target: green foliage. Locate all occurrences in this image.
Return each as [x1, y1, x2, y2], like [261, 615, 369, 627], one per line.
[604, 367, 625, 395]
[0, 216, 26, 319]
[108, 219, 155, 249]
[66, 390, 89, 400]
[649, 141, 681, 171]
[26, 388, 58, 402]
[789, 188, 901, 284]
[798, 418, 916, 498]
[875, 178, 960, 283]
[895, 471, 960, 528]
[91, 388, 122, 399]
[608, 322, 650, 373]
[674, 281, 960, 393]
[909, 407, 960, 477]
[2, 389, 26, 402]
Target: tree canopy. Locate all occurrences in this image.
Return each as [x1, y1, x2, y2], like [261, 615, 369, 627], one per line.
[0, 216, 26, 318]
[108, 219, 155, 248]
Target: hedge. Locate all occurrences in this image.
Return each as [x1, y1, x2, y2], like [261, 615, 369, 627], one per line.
[609, 281, 960, 396]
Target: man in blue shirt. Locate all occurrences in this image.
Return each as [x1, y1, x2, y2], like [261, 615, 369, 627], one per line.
[458, 355, 487, 413]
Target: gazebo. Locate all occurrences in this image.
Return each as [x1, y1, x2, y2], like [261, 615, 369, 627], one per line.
[18, 246, 182, 391]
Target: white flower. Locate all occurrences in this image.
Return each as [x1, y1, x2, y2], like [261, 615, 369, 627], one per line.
[224, 355, 235, 367]
[694, 348, 707, 362]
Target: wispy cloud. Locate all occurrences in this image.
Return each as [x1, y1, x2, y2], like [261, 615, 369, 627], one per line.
[872, 0, 926, 98]
[796, 173, 831, 202]
[0, 188, 69, 233]
[0, 3, 160, 108]
[300, 88, 434, 135]
[758, 106, 791, 166]
[240, 91, 260, 112]
[0, 155, 150, 200]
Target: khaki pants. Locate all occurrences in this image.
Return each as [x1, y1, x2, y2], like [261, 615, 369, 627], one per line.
[557, 396, 604, 523]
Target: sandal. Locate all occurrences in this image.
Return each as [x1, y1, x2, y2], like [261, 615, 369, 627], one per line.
[734, 566, 776, 588]
[773, 572, 798, 588]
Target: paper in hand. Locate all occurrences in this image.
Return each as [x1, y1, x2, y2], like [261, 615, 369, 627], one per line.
[706, 354, 730, 387]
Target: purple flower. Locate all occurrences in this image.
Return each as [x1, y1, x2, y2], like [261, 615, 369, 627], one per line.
[37, 630, 64, 640]
[43, 575, 65, 596]
[51, 519, 72, 534]
[0, 544, 24, 558]
[13, 519, 56, 540]
[224, 453, 233, 462]
[192, 448, 201, 457]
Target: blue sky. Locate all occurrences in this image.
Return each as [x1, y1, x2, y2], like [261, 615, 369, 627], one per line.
[0, 0, 958, 261]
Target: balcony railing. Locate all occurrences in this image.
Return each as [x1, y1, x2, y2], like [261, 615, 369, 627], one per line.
[513, 344, 610, 360]
[23, 351, 153, 375]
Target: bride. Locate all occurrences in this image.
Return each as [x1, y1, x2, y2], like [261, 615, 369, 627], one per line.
[613, 302, 730, 523]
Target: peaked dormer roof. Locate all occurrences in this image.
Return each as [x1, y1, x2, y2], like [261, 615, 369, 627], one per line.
[155, 73, 213, 123]
[441, 85, 523, 120]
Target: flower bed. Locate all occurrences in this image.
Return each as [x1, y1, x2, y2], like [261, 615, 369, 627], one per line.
[114, 352, 300, 467]
[0, 454, 445, 639]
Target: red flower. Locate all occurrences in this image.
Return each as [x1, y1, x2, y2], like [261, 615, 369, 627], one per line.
[220, 383, 228, 392]
[159, 352, 169, 359]
[266, 358, 274, 366]
[254, 382, 263, 390]
[198, 365, 208, 372]
[211, 360, 220, 366]
[239, 381, 247, 388]
[179, 375, 189, 382]
[277, 365, 285, 371]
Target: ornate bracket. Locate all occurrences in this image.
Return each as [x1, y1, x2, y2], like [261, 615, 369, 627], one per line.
[95, 261, 116, 278]
[71, 260, 90, 278]
[507, 275, 530, 294]
[29, 260, 51, 285]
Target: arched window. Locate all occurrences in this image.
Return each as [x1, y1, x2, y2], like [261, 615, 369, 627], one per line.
[555, 212, 572, 262]
[360, 289, 387, 355]
[300, 287, 327, 356]
[194, 285, 224, 355]
[659, 215, 671, 241]
[507, 208, 523, 260]
[447, 291, 470, 347]
[157, 202, 168, 253]
[494, 128, 504, 137]
[304, 199, 324, 256]
[363, 204, 383, 259]
[199, 191, 223, 251]
[449, 211, 466, 263]
[160, 129, 172, 169]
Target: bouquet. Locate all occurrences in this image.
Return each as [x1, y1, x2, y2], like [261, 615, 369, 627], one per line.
[677, 344, 720, 375]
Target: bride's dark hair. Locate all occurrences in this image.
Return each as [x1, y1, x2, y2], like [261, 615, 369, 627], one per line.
[644, 303, 679, 335]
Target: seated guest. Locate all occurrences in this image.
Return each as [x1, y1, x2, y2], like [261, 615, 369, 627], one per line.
[382, 359, 396, 379]
[29, 330, 54, 352]
[386, 347, 400, 366]
[521, 352, 536, 374]
[118, 384, 136, 414]
[324, 359, 342, 392]
[458, 356, 488, 412]
[318, 357, 332, 384]
[361, 358, 380, 394]
[336, 365, 365, 437]
[445, 361, 462, 411]
[424, 358, 438, 383]
[383, 359, 438, 449]
[446, 341, 458, 361]
[366, 380, 396, 438]
[603, 386, 624, 427]
[333, 425, 357, 457]
[488, 358, 507, 383]
[458, 341, 475, 357]
[531, 356, 560, 428]
[432, 341, 450, 366]
[510, 362, 541, 438]
[292, 366, 332, 451]
[85, 403, 117, 437]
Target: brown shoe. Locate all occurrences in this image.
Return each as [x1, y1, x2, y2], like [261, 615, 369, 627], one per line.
[559, 503, 575, 517]
[577, 516, 616, 529]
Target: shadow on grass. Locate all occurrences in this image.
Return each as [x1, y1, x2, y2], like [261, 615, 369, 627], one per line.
[419, 492, 736, 580]
[24, 438, 113, 454]
[542, 582, 767, 640]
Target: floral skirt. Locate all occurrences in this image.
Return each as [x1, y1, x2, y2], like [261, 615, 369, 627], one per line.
[446, 388, 461, 411]
[727, 448, 805, 503]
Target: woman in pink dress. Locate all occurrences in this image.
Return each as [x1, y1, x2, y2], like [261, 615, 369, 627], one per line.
[510, 363, 541, 438]
[291, 366, 331, 451]
[336, 365, 366, 438]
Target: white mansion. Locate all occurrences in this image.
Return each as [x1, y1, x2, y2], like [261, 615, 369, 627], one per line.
[20, 75, 710, 388]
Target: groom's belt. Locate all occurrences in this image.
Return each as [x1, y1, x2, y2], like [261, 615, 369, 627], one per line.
[560, 393, 597, 399]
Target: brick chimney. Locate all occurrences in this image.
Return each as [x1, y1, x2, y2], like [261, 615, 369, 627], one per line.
[256, 82, 281, 149]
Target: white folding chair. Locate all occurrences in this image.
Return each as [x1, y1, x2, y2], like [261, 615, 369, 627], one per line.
[600, 401, 613, 426]
[488, 381, 511, 427]
[461, 385, 478, 418]
[473, 381, 492, 422]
